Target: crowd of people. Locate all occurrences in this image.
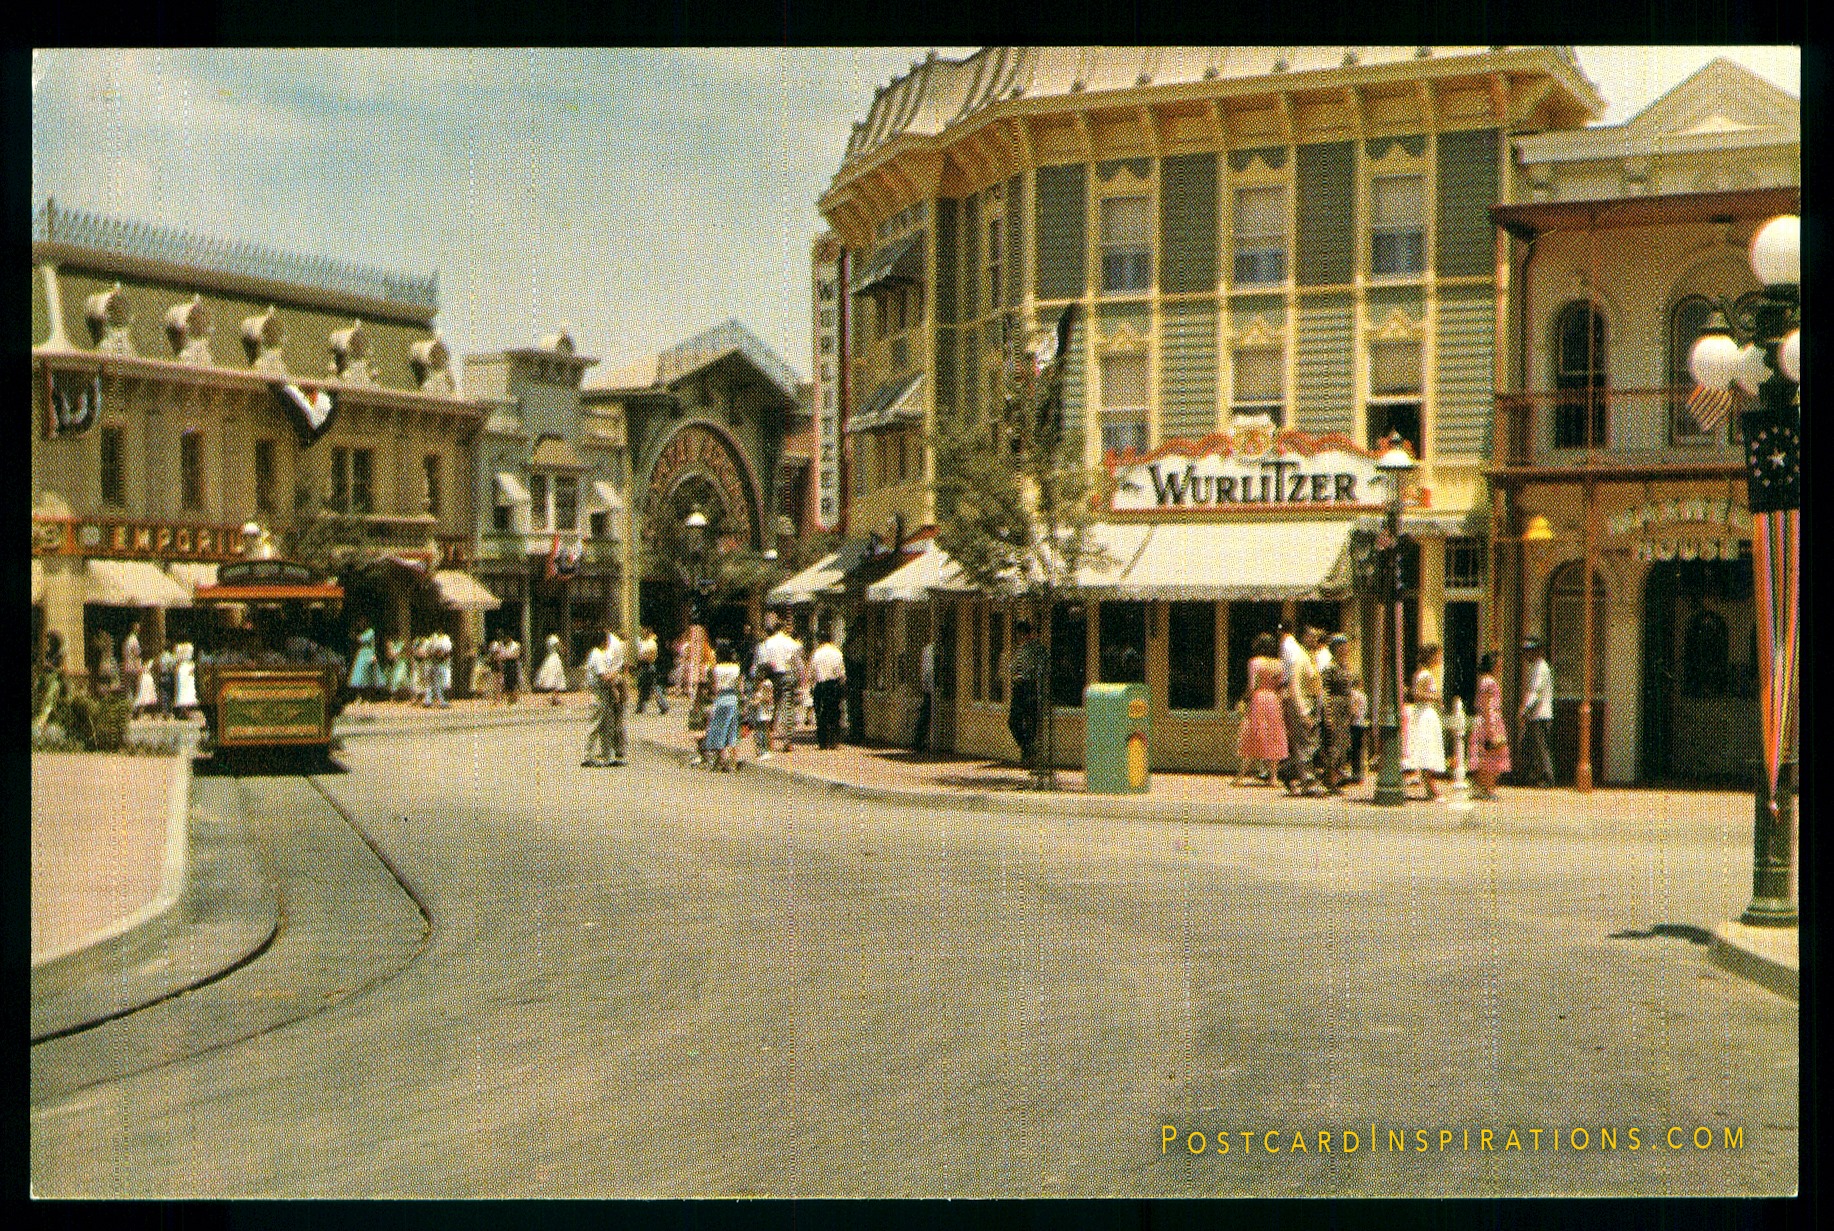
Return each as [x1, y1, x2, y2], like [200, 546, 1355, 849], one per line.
[673, 612, 848, 771]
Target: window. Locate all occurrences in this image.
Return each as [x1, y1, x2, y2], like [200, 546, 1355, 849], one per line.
[1227, 600, 1283, 706]
[1168, 601, 1217, 710]
[1445, 536, 1486, 591]
[528, 473, 549, 529]
[350, 448, 373, 515]
[1100, 195, 1153, 294]
[253, 438, 276, 513]
[1546, 560, 1606, 700]
[1098, 600, 1147, 685]
[1100, 353, 1149, 456]
[180, 430, 204, 510]
[492, 501, 513, 533]
[1231, 347, 1285, 426]
[100, 426, 126, 507]
[1367, 340, 1423, 454]
[1050, 602, 1088, 709]
[1553, 301, 1608, 449]
[589, 510, 608, 539]
[1233, 185, 1287, 284]
[986, 213, 1003, 311]
[555, 475, 578, 532]
[1369, 174, 1426, 276]
[988, 613, 1005, 703]
[423, 454, 442, 518]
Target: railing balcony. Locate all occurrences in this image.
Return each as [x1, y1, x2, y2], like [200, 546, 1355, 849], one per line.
[1493, 387, 1747, 472]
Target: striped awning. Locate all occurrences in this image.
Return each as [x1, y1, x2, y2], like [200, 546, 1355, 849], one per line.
[433, 571, 502, 611]
[846, 371, 925, 433]
[850, 232, 925, 295]
[86, 559, 193, 608]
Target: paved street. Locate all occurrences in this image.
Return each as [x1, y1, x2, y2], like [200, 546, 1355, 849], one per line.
[30, 717, 1796, 1198]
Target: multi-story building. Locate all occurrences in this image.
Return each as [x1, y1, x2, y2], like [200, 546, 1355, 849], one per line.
[1488, 57, 1799, 787]
[464, 329, 630, 672]
[818, 46, 1602, 763]
[31, 201, 492, 686]
[581, 319, 805, 650]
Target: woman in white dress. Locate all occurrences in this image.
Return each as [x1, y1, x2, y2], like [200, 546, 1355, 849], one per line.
[1402, 643, 1447, 800]
[534, 633, 567, 702]
[172, 643, 199, 717]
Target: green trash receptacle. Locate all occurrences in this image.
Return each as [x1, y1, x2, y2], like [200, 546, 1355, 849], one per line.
[1085, 682, 1150, 793]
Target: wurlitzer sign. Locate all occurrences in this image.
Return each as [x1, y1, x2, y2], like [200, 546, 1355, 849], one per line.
[1106, 429, 1397, 513]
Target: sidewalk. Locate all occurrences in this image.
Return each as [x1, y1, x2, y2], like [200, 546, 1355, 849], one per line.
[631, 709, 1799, 1000]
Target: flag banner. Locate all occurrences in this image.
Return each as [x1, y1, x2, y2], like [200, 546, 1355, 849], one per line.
[45, 366, 101, 437]
[274, 381, 338, 446]
[1743, 407, 1801, 514]
[1685, 383, 1742, 432]
[556, 540, 584, 578]
[1751, 506, 1800, 813]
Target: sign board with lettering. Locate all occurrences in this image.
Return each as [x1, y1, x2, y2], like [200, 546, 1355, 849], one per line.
[1105, 430, 1402, 514]
[641, 423, 760, 549]
[1604, 495, 1752, 564]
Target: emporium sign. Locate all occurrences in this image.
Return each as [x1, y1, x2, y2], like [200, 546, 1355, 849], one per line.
[1606, 496, 1751, 563]
[1106, 429, 1397, 514]
[33, 516, 249, 560]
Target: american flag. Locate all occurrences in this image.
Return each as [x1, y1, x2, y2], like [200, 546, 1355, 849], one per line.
[1742, 404, 1800, 814]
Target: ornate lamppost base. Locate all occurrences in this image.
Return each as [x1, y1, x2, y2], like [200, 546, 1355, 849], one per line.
[1741, 760, 1798, 927]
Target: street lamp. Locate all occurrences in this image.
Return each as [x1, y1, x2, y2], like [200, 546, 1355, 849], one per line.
[1688, 213, 1800, 928]
[1372, 438, 1418, 807]
[682, 508, 711, 627]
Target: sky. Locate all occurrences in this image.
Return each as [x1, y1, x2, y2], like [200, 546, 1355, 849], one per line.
[31, 46, 1800, 388]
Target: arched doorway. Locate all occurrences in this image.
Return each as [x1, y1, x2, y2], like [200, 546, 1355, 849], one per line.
[1545, 559, 1606, 785]
[638, 423, 764, 653]
[1638, 557, 1758, 783]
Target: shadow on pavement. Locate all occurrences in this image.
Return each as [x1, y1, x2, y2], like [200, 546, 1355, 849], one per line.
[1607, 922, 1714, 945]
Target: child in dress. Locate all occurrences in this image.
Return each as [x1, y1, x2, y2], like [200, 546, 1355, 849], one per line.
[749, 675, 776, 762]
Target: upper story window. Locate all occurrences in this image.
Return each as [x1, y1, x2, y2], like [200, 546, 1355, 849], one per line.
[180, 429, 205, 511]
[1367, 339, 1423, 454]
[254, 438, 277, 514]
[818, 280, 836, 302]
[1552, 301, 1607, 449]
[1099, 352, 1149, 456]
[1369, 174, 1426, 277]
[423, 453, 442, 518]
[330, 445, 373, 515]
[100, 425, 127, 507]
[1100, 196, 1153, 294]
[1232, 185, 1288, 285]
[1445, 536, 1486, 592]
[1231, 346, 1285, 427]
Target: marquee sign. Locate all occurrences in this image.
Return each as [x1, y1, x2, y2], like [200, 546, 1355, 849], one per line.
[1105, 430, 1404, 514]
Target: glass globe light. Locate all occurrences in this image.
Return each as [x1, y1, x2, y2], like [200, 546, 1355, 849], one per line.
[1780, 328, 1801, 384]
[1689, 330, 1743, 390]
[1749, 214, 1799, 287]
[1733, 343, 1771, 396]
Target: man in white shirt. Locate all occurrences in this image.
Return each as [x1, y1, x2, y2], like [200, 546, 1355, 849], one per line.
[809, 625, 847, 749]
[425, 630, 454, 708]
[1518, 638, 1556, 786]
[754, 616, 804, 755]
[581, 627, 629, 767]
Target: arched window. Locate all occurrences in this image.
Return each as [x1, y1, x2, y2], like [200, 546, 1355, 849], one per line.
[1552, 301, 1607, 449]
[1679, 607, 1732, 696]
[1668, 294, 1718, 444]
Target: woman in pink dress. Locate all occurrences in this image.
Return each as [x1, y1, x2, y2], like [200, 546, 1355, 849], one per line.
[1467, 652, 1511, 800]
[1234, 632, 1288, 783]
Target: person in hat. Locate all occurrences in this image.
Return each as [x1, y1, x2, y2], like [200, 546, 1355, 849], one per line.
[1518, 638, 1556, 786]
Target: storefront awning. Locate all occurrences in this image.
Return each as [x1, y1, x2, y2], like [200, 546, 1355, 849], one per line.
[86, 559, 193, 608]
[920, 521, 1359, 602]
[767, 537, 876, 606]
[433, 570, 502, 611]
[1082, 520, 1360, 601]
[586, 480, 625, 512]
[166, 562, 219, 594]
[865, 542, 964, 603]
[850, 232, 925, 296]
[495, 471, 533, 505]
[847, 371, 925, 433]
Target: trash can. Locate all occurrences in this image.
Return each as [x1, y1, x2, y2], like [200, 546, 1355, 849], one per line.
[1084, 682, 1150, 793]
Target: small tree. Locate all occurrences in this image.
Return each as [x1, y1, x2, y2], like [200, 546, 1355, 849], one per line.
[930, 305, 1107, 789]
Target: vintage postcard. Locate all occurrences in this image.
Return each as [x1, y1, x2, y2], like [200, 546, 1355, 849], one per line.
[29, 46, 1799, 1199]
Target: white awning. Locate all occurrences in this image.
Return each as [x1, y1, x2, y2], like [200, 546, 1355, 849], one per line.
[770, 552, 847, 605]
[866, 543, 964, 603]
[495, 471, 533, 505]
[32, 558, 44, 604]
[166, 562, 219, 593]
[86, 559, 193, 608]
[921, 520, 1359, 602]
[433, 570, 502, 611]
[1081, 520, 1359, 601]
[587, 480, 625, 512]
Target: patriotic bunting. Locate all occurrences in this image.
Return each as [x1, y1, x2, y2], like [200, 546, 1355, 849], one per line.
[1742, 403, 1801, 814]
[1685, 383, 1745, 433]
[44, 365, 101, 438]
[274, 381, 338, 446]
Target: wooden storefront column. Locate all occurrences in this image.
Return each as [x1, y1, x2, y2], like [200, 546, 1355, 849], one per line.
[1575, 477, 1598, 793]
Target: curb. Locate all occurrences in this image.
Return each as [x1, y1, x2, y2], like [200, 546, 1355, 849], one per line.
[30, 764, 279, 1043]
[30, 733, 197, 970]
[1709, 921, 1799, 1002]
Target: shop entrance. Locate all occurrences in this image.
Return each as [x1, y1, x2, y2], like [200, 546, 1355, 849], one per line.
[1638, 557, 1757, 784]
